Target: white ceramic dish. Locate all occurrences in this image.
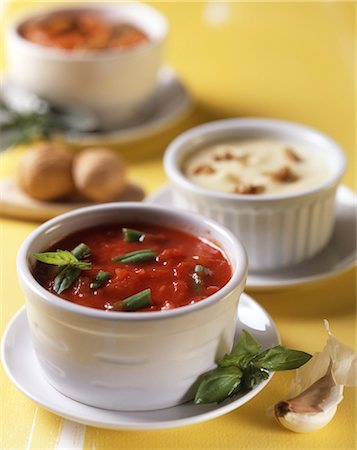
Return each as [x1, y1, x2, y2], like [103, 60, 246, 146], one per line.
[6, 3, 168, 129]
[62, 66, 192, 145]
[17, 203, 247, 411]
[1, 293, 279, 430]
[164, 118, 347, 272]
[146, 184, 357, 290]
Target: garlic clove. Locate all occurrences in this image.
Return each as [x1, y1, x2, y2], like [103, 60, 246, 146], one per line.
[274, 361, 344, 431]
[272, 318, 357, 434]
[281, 361, 342, 412]
[275, 404, 339, 433]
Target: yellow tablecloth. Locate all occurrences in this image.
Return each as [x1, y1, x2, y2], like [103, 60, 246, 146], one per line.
[1, 1, 356, 449]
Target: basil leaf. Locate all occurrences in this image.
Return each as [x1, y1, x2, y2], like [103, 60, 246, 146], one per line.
[194, 366, 243, 404]
[33, 250, 78, 266]
[73, 262, 92, 270]
[241, 364, 270, 390]
[252, 345, 312, 371]
[53, 265, 81, 294]
[218, 330, 261, 368]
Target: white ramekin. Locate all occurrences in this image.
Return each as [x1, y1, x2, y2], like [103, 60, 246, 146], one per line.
[17, 203, 247, 411]
[164, 118, 347, 271]
[6, 3, 168, 129]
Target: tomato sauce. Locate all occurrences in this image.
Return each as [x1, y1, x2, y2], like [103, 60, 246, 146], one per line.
[33, 223, 232, 312]
[20, 11, 149, 51]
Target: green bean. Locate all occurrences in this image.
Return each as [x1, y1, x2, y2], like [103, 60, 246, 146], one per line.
[110, 288, 152, 311]
[112, 249, 157, 264]
[193, 265, 211, 292]
[71, 243, 91, 260]
[90, 270, 111, 290]
[54, 265, 81, 294]
[194, 265, 210, 275]
[122, 228, 145, 242]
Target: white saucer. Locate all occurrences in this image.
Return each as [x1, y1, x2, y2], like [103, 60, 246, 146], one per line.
[1, 293, 279, 430]
[146, 185, 357, 291]
[62, 66, 192, 145]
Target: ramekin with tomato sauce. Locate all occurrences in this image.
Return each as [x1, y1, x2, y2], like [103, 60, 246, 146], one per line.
[7, 4, 168, 129]
[17, 203, 247, 411]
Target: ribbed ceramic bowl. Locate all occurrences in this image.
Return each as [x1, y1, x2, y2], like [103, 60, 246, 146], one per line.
[17, 203, 247, 411]
[7, 3, 168, 129]
[164, 118, 346, 271]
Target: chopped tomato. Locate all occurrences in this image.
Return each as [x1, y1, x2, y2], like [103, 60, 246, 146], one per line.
[21, 11, 148, 51]
[33, 223, 232, 312]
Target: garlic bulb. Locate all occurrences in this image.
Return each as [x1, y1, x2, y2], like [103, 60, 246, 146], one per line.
[273, 321, 356, 433]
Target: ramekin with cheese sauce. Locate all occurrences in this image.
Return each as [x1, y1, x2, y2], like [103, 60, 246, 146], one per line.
[164, 118, 346, 271]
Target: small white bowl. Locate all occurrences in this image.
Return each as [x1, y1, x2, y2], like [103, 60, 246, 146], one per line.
[164, 118, 347, 271]
[6, 3, 168, 129]
[17, 203, 247, 411]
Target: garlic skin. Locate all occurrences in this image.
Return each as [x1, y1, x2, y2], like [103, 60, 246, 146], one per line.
[273, 321, 356, 433]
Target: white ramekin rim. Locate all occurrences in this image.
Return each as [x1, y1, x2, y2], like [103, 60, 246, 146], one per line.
[7, 2, 168, 62]
[164, 118, 347, 202]
[17, 202, 247, 322]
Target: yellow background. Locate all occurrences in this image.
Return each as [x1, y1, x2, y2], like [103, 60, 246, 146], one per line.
[1, 1, 356, 449]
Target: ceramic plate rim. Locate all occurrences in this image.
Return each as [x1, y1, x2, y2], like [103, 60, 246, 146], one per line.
[146, 184, 357, 291]
[1, 66, 192, 146]
[1, 293, 280, 430]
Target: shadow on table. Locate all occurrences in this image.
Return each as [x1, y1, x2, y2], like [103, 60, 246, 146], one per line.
[247, 268, 356, 320]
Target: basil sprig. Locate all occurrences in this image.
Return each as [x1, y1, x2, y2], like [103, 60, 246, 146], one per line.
[33, 244, 92, 294]
[32, 250, 79, 266]
[195, 367, 243, 404]
[194, 330, 311, 404]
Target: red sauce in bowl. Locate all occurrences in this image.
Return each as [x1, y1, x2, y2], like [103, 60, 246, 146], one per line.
[20, 11, 149, 51]
[33, 223, 232, 312]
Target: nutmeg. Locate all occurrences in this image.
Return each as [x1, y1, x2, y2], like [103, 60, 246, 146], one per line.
[72, 148, 126, 202]
[17, 142, 74, 200]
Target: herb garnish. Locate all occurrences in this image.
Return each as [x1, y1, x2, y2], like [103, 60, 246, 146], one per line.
[0, 89, 98, 151]
[33, 244, 92, 294]
[32, 250, 79, 266]
[194, 330, 312, 404]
